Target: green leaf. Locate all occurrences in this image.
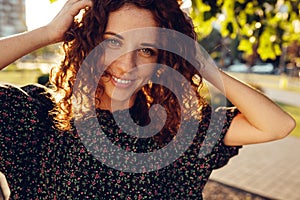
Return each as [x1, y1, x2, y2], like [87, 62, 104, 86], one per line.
[190, 0, 300, 62]
[238, 39, 253, 55]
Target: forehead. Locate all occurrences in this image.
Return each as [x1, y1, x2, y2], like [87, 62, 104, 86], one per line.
[105, 4, 159, 46]
[105, 4, 158, 33]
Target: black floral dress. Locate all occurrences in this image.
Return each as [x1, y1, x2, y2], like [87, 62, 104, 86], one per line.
[0, 84, 241, 199]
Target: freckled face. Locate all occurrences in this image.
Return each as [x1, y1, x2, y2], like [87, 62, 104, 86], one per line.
[99, 4, 159, 111]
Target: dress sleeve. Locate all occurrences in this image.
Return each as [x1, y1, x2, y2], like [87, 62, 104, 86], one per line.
[198, 106, 242, 170]
[0, 84, 53, 185]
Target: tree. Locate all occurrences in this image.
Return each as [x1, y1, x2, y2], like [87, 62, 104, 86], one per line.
[190, 0, 300, 67]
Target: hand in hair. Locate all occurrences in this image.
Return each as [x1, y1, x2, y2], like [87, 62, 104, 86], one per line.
[0, 0, 92, 69]
[45, 0, 93, 43]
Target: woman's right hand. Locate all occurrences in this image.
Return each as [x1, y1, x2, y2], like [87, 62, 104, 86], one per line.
[0, 0, 92, 69]
[0, 172, 10, 200]
[45, 0, 93, 43]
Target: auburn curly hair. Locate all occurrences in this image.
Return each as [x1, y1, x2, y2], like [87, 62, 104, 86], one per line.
[50, 0, 207, 141]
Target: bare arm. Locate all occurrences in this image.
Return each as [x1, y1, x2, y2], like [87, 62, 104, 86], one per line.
[0, 172, 10, 200]
[0, 0, 92, 70]
[199, 51, 296, 146]
[0, 26, 53, 70]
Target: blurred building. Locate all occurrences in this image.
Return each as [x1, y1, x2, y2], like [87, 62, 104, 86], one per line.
[0, 0, 27, 37]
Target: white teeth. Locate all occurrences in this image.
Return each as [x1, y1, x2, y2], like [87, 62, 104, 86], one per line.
[112, 76, 132, 84]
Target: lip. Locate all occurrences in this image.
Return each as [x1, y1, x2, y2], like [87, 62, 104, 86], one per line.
[111, 75, 136, 89]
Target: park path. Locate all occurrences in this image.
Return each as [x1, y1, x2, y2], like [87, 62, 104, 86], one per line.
[210, 74, 300, 200]
[210, 136, 300, 200]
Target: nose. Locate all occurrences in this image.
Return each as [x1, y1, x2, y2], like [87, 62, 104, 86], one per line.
[112, 51, 136, 74]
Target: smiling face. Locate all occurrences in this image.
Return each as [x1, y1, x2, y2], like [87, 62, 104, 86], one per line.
[98, 4, 159, 111]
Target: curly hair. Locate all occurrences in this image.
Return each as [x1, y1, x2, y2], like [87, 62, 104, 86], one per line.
[50, 0, 206, 141]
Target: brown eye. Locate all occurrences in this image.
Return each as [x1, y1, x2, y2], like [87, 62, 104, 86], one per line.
[137, 48, 155, 57]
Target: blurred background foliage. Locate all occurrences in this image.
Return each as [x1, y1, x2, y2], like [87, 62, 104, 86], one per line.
[190, 0, 300, 72]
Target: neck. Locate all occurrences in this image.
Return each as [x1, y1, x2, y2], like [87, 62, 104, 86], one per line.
[97, 96, 135, 112]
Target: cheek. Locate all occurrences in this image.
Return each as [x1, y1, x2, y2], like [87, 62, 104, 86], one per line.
[147, 68, 155, 78]
[99, 48, 123, 70]
[103, 51, 120, 66]
[95, 55, 109, 74]
[138, 65, 156, 79]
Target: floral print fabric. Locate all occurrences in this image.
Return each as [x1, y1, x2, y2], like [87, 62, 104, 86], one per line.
[0, 84, 241, 199]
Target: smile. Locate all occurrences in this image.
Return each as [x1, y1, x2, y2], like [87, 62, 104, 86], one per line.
[111, 75, 133, 85]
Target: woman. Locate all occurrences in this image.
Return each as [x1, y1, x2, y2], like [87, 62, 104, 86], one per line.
[0, 0, 295, 199]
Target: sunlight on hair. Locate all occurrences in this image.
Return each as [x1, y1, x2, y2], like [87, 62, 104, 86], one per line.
[75, 9, 87, 23]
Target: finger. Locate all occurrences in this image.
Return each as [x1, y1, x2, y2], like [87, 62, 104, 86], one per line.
[75, 0, 93, 10]
[69, 0, 93, 8]
[64, 0, 93, 18]
[0, 173, 10, 200]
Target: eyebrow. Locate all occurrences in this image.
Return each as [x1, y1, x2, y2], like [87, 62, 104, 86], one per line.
[103, 32, 124, 40]
[140, 43, 158, 49]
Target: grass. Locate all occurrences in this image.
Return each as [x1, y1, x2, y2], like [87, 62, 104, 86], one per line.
[276, 102, 300, 138]
[0, 69, 43, 86]
[229, 72, 300, 93]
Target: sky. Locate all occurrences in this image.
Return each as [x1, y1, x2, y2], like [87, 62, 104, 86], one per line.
[25, 0, 65, 30]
